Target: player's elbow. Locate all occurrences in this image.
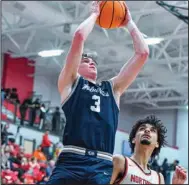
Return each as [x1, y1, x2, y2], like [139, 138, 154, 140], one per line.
[141, 45, 150, 58]
[73, 29, 85, 43]
[136, 48, 149, 63]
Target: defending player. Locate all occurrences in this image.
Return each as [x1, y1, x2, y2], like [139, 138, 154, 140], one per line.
[110, 115, 187, 184]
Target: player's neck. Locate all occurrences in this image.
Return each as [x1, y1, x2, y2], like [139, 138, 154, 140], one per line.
[82, 75, 96, 84]
[131, 148, 152, 171]
[86, 78, 96, 84]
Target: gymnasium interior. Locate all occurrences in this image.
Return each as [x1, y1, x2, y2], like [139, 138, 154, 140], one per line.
[1, 1, 188, 184]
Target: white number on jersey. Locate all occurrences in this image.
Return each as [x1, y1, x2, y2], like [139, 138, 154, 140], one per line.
[90, 95, 100, 113]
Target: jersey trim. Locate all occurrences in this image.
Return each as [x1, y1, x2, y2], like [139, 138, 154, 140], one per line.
[61, 75, 81, 107]
[108, 79, 120, 111]
[117, 156, 128, 184]
[129, 158, 151, 176]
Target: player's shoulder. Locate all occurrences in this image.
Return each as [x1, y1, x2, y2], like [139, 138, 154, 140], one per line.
[113, 154, 126, 165]
[113, 154, 125, 160]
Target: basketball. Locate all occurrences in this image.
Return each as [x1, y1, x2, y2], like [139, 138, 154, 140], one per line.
[96, 1, 127, 29]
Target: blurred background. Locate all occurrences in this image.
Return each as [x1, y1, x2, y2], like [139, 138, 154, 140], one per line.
[1, 1, 188, 184]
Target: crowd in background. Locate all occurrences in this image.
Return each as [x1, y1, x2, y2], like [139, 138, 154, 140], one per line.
[1, 88, 62, 132]
[1, 123, 63, 184]
[150, 157, 180, 184]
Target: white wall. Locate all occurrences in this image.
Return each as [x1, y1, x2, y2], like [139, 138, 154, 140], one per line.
[33, 71, 61, 106]
[176, 109, 188, 168]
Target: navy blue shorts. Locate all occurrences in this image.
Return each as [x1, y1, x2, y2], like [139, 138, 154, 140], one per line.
[47, 152, 113, 184]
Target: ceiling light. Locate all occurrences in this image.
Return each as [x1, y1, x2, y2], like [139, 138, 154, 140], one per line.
[186, 105, 188, 110]
[38, 49, 64, 57]
[144, 37, 164, 45]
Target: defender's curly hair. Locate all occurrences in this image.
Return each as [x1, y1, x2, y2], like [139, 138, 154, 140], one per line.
[129, 115, 167, 158]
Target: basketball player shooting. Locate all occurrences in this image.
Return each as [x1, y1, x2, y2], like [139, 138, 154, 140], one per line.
[47, 1, 149, 184]
[110, 115, 187, 184]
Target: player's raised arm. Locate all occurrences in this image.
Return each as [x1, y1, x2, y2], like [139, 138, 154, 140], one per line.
[58, 1, 101, 96]
[111, 3, 149, 97]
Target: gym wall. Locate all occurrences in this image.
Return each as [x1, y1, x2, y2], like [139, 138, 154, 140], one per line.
[2, 53, 35, 103]
[33, 70, 60, 107]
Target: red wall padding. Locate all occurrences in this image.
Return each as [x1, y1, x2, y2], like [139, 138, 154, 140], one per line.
[2, 53, 35, 103]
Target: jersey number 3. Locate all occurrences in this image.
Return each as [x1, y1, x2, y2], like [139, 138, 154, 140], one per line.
[90, 95, 100, 113]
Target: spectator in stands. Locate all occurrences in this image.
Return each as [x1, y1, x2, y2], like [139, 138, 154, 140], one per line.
[30, 98, 40, 127]
[4, 88, 11, 99]
[1, 88, 5, 103]
[46, 160, 55, 177]
[151, 158, 160, 172]
[20, 157, 30, 172]
[51, 107, 60, 132]
[10, 88, 20, 104]
[33, 146, 47, 162]
[1, 144, 11, 170]
[170, 159, 179, 171]
[1, 123, 13, 145]
[41, 130, 52, 160]
[54, 140, 63, 158]
[29, 157, 40, 170]
[39, 104, 48, 130]
[161, 158, 169, 183]
[19, 96, 33, 126]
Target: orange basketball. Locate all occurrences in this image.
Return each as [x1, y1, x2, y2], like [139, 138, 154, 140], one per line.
[96, 1, 127, 29]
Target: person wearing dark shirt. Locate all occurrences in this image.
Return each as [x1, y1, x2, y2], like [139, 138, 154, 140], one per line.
[4, 88, 11, 99]
[10, 88, 19, 104]
[30, 98, 40, 127]
[52, 107, 60, 132]
[1, 88, 5, 104]
[39, 104, 48, 130]
[161, 158, 169, 183]
[19, 97, 32, 126]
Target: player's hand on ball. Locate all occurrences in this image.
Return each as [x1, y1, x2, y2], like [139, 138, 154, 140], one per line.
[172, 166, 187, 184]
[91, 1, 102, 16]
[120, 3, 132, 27]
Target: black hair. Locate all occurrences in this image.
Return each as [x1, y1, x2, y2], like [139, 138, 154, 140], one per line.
[12, 88, 17, 92]
[129, 115, 167, 158]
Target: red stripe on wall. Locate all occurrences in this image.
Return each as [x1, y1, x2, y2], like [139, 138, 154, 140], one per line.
[2, 53, 35, 103]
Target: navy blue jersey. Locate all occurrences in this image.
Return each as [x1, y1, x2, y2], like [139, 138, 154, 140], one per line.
[61, 76, 119, 154]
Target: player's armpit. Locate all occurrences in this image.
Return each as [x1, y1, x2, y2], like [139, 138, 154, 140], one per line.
[110, 155, 125, 184]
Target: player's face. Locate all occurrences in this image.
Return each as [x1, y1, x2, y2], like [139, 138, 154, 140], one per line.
[79, 57, 97, 79]
[133, 124, 159, 149]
